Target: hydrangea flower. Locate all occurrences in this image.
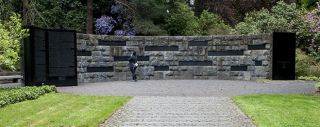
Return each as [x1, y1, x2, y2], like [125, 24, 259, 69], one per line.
[95, 16, 116, 34]
[114, 30, 125, 35]
[95, 3, 136, 36]
[111, 4, 123, 14]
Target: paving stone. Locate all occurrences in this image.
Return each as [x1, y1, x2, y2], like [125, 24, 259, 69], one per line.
[100, 97, 255, 127]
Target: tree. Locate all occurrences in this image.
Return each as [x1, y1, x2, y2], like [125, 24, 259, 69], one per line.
[297, 0, 320, 10]
[166, 2, 200, 36]
[130, 0, 169, 35]
[86, 0, 93, 34]
[166, 1, 231, 36]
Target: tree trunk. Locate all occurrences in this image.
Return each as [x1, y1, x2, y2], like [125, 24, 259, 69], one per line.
[86, 0, 93, 34]
[22, 0, 29, 26]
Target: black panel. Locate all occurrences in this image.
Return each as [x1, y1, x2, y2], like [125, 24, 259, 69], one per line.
[113, 56, 150, 61]
[77, 51, 92, 56]
[87, 67, 114, 72]
[208, 50, 244, 56]
[145, 46, 179, 51]
[179, 61, 212, 66]
[154, 66, 169, 71]
[23, 27, 77, 87]
[231, 66, 248, 71]
[272, 32, 295, 80]
[49, 68, 75, 77]
[98, 40, 126, 46]
[189, 41, 208, 46]
[248, 44, 266, 50]
[255, 61, 262, 66]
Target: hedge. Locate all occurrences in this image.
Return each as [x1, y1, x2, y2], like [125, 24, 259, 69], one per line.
[0, 86, 57, 107]
[298, 76, 320, 82]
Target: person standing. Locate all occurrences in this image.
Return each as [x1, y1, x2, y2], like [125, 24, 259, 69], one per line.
[128, 51, 138, 81]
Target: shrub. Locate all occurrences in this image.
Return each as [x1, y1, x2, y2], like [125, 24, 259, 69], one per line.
[305, 4, 320, 61]
[0, 13, 28, 71]
[316, 82, 320, 91]
[235, 1, 304, 34]
[0, 85, 57, 107]
[296, 49, 320, 77]
[298, 76, 320, 82]
[199, 10, 233, 35]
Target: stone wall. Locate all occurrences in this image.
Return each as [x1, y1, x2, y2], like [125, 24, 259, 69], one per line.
[77, 34, 272, 83]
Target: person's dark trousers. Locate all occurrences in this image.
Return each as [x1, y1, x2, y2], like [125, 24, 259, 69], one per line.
[130, 66, 137, 81]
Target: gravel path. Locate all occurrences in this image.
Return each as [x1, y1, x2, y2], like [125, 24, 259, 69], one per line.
[58, 80, 316, 97]
[101, 96, 255, 127]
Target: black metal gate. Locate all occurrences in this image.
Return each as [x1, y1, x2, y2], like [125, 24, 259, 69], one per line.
[272, 32, 296, 80]
[23, 27, 77, 86]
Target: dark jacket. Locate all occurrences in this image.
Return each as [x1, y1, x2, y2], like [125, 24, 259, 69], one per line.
[128, 55, 137, 67]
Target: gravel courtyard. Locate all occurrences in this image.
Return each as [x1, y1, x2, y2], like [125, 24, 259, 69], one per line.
[57, 80, 316, 97]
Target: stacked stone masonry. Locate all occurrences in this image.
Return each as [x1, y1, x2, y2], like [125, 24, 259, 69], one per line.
[77, 34, 272, 83]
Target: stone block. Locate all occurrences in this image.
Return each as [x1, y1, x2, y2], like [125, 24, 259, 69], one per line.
[217, 71, 230, 79]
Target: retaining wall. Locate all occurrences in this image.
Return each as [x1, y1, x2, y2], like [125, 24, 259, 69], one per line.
[77, 34, 272, 83]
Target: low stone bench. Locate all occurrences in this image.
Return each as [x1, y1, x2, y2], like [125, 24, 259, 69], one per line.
[0, 75, 23, 83]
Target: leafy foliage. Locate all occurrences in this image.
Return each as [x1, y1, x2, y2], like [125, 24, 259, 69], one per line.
[166, 1, 231, 36]
[296, 49, 320, 77]
[166, 2, 200, 36]
[198, 0, 296, 26]
[0, 85, 57, 107]
[130, 0, 169, 35]
[30, 0, 86, 32]
[199, 10, 233, 35]
[235, 1, 304, 34]
[297, 0, 320, 10]
[0, 13, 28, 71]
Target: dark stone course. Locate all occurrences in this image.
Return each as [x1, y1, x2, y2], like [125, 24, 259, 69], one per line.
[154, 66, 169, 71]
[248, 44, 266, 50]
[231, 66, 248, 71]
[98, 40, 126, 46]
[87, 67, 114, 72]
[208, 50, 244, 56]
[145, 46, 179, 51]
[179, 61, 213, 66]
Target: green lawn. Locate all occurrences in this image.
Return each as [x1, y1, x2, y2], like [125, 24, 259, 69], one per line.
[233, 94, 320, 127]
[0, 93, 131, 127]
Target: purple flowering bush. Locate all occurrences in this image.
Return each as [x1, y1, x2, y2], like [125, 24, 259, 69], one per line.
[95, 3, 136, 36]
[306, 5, 320, 32]
[305, 4, 320, 61]
[95, 16, 116, 34]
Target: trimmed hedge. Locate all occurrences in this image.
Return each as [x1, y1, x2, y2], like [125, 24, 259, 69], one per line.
[298, 76, 320, 82]
[0, 86, 57, 107]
